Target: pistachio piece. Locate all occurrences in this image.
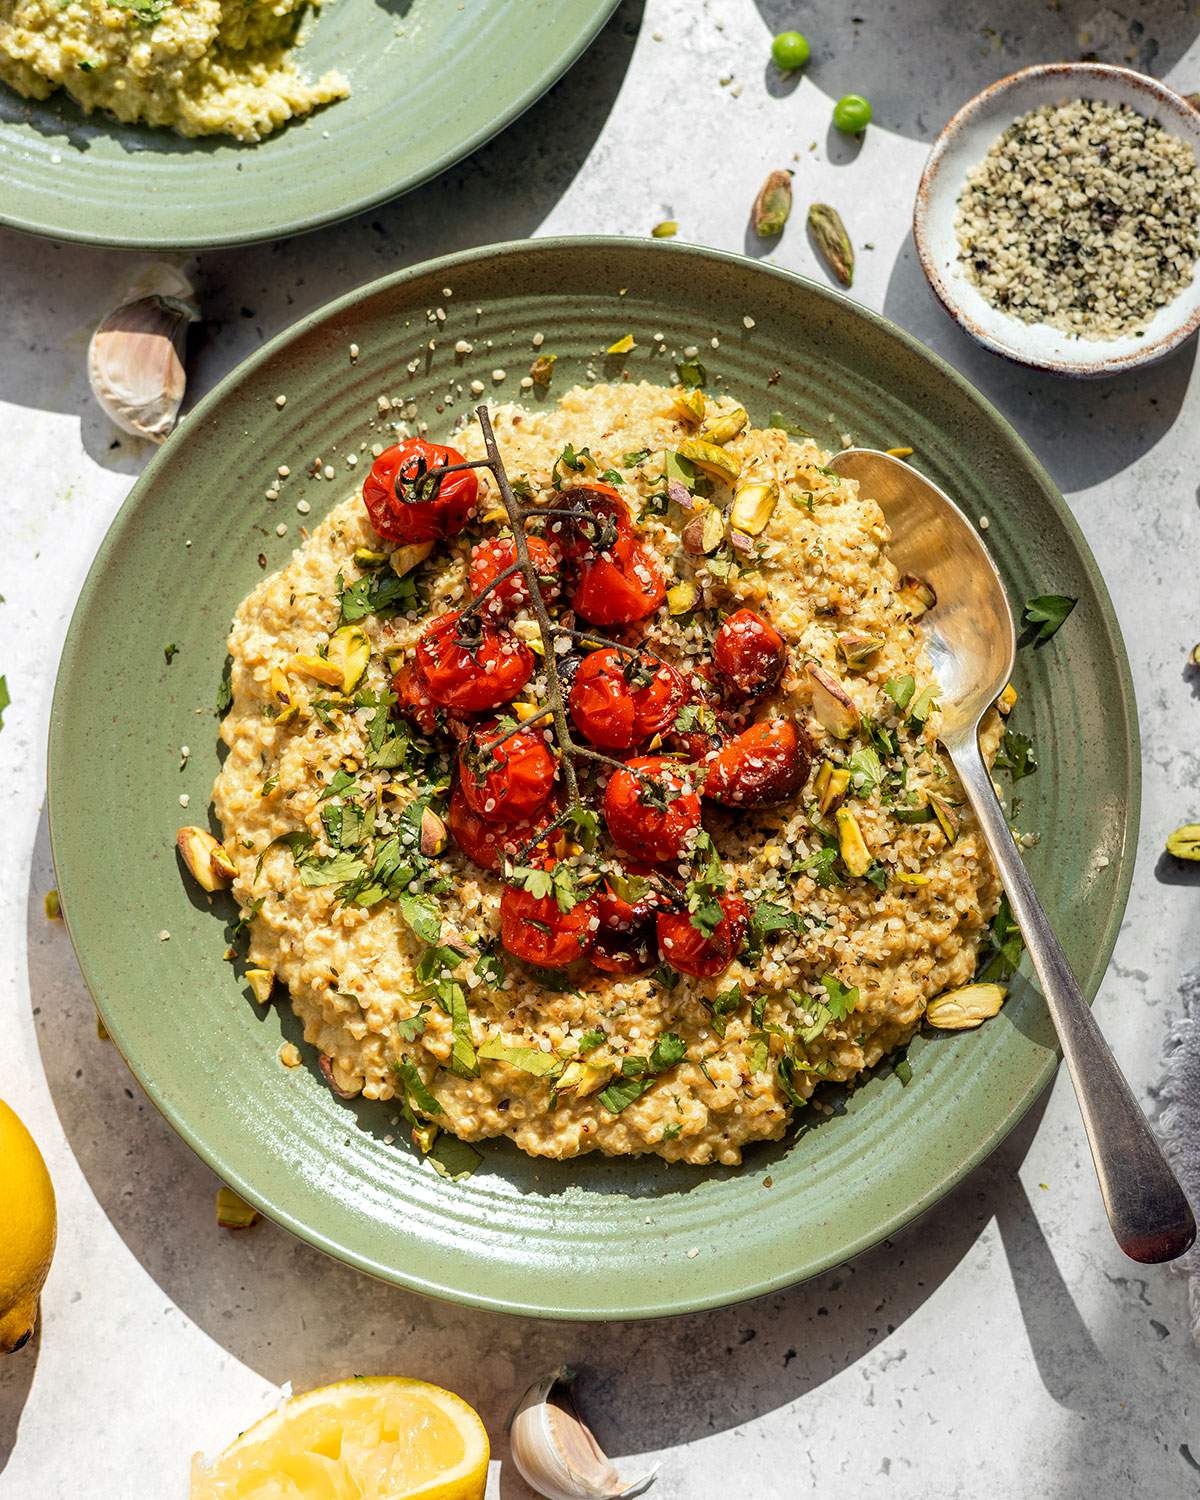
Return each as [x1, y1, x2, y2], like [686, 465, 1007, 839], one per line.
[215, 1185, 259, 1230]
[895, 872, 930, 886]
[1191, 644, 1200, 667]
[606, 334, 636, 355]
[390, 539, 435, 577]
[530, 353, 557, 387]
[44, 889, 61, 920]
[556, 1058, 616, 1098]
[886, 446, 914, 459]
[729, 475, 779, 536]
[753, 169, 793, 237]
[267, 666, 300, 726]
[682, 504, 726, 556]
[177, 826, 235, 893]
[926, 983, 1007, 1030]
[676, 437, 740, 484]
[327, 623, 370, 695]
[700, 406, 749, 446]
[288, 653, 343, 688]
[807, 203, 854, 286]
[805, 662, 860, 738]
[836, 807, 872, 877]
[814, 761, 851, 815]
[245, 968, 274, 1005]
[669, 386, 707, 424]
[411, 1121, 439, 1154]
[420, 806, 448, 857]
[353, 547, 389, 568]
[997, 683, 1018, 715]
[652, 219, 679, 238]
[837, 632, 884, 671]
[897, 573, 937, 618]
[929, 792, 959, 843]
[667, 579, 699, 615]
[1166, 824, 1200, 860]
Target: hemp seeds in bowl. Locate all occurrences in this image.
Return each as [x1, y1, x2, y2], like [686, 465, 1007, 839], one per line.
[914, 63, 1200, 376]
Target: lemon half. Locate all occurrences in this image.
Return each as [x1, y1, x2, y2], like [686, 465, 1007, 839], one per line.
[0, 1098, 57, 1354]
[190, 1377, 489, 1500]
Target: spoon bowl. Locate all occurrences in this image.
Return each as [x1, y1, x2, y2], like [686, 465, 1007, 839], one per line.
[829, 448, 1195, 1264]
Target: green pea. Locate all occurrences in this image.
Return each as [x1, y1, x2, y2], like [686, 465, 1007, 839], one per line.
[770, 30, 810, 71]
[832, 93, 872, 133]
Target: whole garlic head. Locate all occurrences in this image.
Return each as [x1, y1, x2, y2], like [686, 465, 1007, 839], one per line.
[88, 261, 199, 444]
[509, 1367, 656, 1500]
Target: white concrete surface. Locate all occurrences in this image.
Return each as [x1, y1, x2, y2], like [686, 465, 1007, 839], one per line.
[2, 1, 1200, 1496]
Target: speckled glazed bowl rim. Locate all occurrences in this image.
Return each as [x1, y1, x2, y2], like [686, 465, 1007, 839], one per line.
[914, 63, 1200, 378]
[48, 238, 1140, 1318]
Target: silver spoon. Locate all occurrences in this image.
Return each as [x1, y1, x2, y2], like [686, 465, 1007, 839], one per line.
[829, 448, 1195, 1264]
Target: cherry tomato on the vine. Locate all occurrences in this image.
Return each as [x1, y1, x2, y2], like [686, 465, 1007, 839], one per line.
[362, 438, 477, 545]
[447, 783, 554, 872]
[499, 876, 601, 968]
[389, 661, 439, 736]
[602, 755, 701, 866]
[568, 647, 688, 751]
[468, 534, 560, 618]
[656, 893, 749, 978]
[572, 541, 666, 627]
[548, 483, 634, 562]
[414, 611, 534, 713]
[590, 920, 657, 975]
[459, 720, 558, 824]
[712, 608, 788, 702]
[703, 719, 811, 807]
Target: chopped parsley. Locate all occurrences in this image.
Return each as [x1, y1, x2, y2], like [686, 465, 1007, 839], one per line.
[977, 894, 1024, 982]
[1022, 593, 1077, 646]
[396, 1006, 429, 1042]
[163, 643, 178, 665]
[336, 567, 418, 625]
[598, 1031, 687, 1113]
[478, 1039, 562, 1077]
[883, 674, 916, 711]
[994, 729, 1038, 782]
[216, 657, 233, 717]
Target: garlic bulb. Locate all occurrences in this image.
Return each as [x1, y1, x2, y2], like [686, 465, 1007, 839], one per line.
[509, 1367, 656, 1500]
[88, 261, 198, 443]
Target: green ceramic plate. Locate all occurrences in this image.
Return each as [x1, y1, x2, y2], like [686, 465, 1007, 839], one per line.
[0, 0, 618, 249]
[49, 239, 1139, 1319]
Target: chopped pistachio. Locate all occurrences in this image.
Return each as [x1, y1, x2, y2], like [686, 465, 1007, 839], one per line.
[353, 547, 389, 568]
[676, 437, 740, 484]
[245, 968, 274, 1004]
[667, 579, 699, 615]
[326, 624, 371, 695]
[1191, 644, 1200, 668]
[700, 406, 749, 446]
[807, 203, 854, 286]
[752, 170, 793, 237]
[420, 806, 448, 857]
[289, 653, 343, 688]
[729, 475, 779, 536]
[805, 662, 860, 738]
[926, 983, 1007, 1030]
[682, 504, 726, 555]
[814, 761, 851, 814]
[1166, 824, 1200, 861]
[556, 1058, 616, 1098]
[268, 666, 299, 726]
[997, 683, 1018, 715]
[216, 1186, 259, 1230]
[669, 386, 707, 424]
[651, 220, 679, 238]
[929, 792, 960, 843]
[886, 446, 914, 459]
[895, 872, 931, 887]
[96, 1010, 109, 1041]
[177, 827, 235, 893]
[530, 353, 557, 387]
[837, 632, 884, 671]
[44, 889, 61, 920]
[390, 539, 435, 577]
[411, 1122, 439, 1154]
[607, 334, 636, 355]
[835, 807, 872, 877]
[897, 573, 936, 618]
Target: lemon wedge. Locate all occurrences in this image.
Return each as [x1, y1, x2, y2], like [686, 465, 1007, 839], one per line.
[190, 1377, 489, 1500]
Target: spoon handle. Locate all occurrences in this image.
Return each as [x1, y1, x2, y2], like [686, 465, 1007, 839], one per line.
[949, 739, 1195, 1263]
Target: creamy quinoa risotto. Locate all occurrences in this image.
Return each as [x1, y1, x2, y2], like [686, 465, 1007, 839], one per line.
[197, 379, 1008, 1167]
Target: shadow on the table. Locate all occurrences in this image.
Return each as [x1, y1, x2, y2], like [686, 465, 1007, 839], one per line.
[882, 234, 1198, 492]
[750, 0, 1200, 143]
[0, 0, 644, 473]
[0, 1323, 38, 1479]
[28, 808, 1102, 1493]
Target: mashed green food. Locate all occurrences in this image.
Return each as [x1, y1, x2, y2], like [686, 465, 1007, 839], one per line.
[0, 0, 347, 140]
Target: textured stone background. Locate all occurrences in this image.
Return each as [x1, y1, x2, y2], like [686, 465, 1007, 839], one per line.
[2, 1, 1199, 1495]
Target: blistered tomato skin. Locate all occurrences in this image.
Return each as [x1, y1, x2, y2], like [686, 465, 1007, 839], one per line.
[468, 534, 560, 617]
[712, 608, 788, 702]
[362, 438, 478, 544]
[569, 648, 688, 751]
[572, 541, 666, 627]
[602, 755, 702, 865]
[390, 661, 439, 735]
[703, 719, 811, 807]
[447, 784, 557, 872]
[656, 894, 750, 978]
[459, 722, 558, 823]
[549, 484, 634, 561]
[499, 880, 601, 968]
[414, 612, 534, 713]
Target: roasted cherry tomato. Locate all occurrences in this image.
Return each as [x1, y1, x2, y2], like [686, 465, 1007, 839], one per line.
[389, 661, 439, 736]
[499, 876, 601, 968]
[590, 920, 657, 975]
[572, 541, 666, 627]
[362, 438, 477, 544]
[656, 893, 749, 978]
[447, 784, 556, 872]
[547, 483, 634, 561]
[664, 690, 728, 763]
[568, 647, 688, 751]
[459, 720, 558, 823]
[414, 611, 534, 713]
[703, 719, 811, 807]
[602, 755, 701, 866]
[468, 534, 560, 618]
[712, 608, 787, 702]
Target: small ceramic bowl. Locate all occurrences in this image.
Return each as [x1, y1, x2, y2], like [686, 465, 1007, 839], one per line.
[914, 63, 1200, 377]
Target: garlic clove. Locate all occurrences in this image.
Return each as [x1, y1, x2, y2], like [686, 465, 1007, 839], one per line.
[88, 261, 199, 444]
[509, 1367, 656, 1500]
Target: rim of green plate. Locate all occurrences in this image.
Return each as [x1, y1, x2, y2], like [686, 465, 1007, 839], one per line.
[48, 238, 1140, 1317]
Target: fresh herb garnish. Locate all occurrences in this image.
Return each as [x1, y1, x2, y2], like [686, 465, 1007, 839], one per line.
[478, 1039, 562, 1077]
[675, 357, 707, 389]
[598, 1031, 687, 1113]
[994, 729, 1038, 782]
[394, 1059, 441, 1117]
[336, 567, 418, 625]
[163, 643, 178, 664]
[396, 1006, 429, 1042]
[883, 674, 915, 711]
[1022, 593, 1077, 645]
[216, 657, 233, 717]
[977, 894, 1023, 982]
